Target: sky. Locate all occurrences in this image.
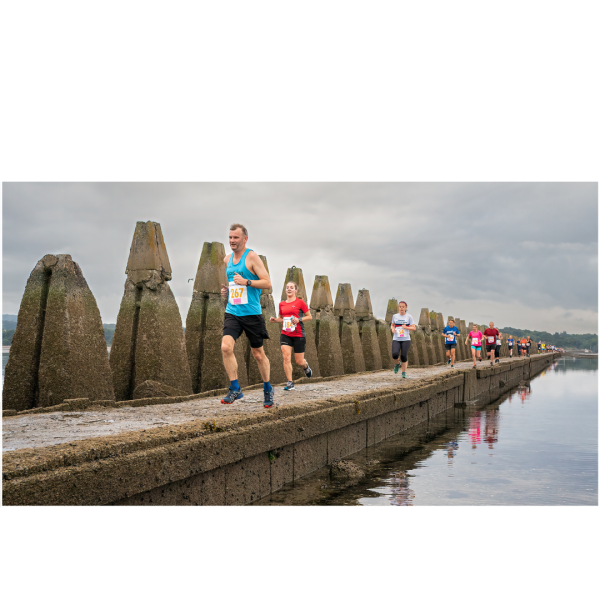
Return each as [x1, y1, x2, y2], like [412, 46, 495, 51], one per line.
[2, 182, 597, 334]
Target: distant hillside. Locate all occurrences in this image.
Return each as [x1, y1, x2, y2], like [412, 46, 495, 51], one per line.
[502, 327, 598, 352]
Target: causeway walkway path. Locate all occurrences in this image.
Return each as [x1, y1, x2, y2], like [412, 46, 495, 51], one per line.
[3, 357, 529, 453]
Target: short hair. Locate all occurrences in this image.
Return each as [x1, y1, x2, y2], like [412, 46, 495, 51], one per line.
[229, 223, 248, 237]
[448, 318, 455, 323]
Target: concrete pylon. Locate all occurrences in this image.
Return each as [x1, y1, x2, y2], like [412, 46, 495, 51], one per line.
[310, 276, 344, 377]
[111, 221, 193, 401]
[355, 289, 382, 371]
[376, 319, 394, 369]
[454, 318, 465, 361]
[419, 309, 437, 365]
[334, 283, 366, 374]
[3, 254, 115, 411]
[385, 298, 397, 323]
[280, 266, 321, 379]
[185, 241, 248, 393]
[412, 328, 430, 366]
[434, 312, 446, 363]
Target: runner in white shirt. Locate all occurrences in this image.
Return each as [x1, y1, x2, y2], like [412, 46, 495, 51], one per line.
[390, 301, 416, 379]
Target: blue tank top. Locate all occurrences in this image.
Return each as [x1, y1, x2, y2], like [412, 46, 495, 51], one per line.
[225, 248, 262, 316]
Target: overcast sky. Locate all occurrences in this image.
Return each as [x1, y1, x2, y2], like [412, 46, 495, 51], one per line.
[1, 182, 597, 334]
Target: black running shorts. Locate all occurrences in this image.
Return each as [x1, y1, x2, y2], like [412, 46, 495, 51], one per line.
[223, 313, 269, 348]
[280, 334, 306, 353]
[486, 344, 495, 353]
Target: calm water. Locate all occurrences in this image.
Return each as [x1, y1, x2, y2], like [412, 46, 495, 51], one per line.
[254, 357, 598, 505]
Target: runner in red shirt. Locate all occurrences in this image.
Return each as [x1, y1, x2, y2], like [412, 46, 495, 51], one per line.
[483, 322, 499, 366]
[270, 280, 313, 391]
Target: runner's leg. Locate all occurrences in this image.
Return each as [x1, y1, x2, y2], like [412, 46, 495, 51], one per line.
[294, 351, 306, 368]
[450, 347, 455, 366]
[221, 335, 238, 381]
[251, 346, 271, 383]
[281, 344, 293, 382]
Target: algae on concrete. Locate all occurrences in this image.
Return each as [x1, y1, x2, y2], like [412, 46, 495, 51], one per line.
[111, 222, 193, 400]
[355, 290, 382, 371]
[3, 254, 114, 411]
[310, 276, 344, 377]
[334, 283, 366, 375]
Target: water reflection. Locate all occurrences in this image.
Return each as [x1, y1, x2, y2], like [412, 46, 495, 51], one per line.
[254, 357, 598, 506]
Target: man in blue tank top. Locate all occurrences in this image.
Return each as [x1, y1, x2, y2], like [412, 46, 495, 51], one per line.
[219, 223, 275, 408]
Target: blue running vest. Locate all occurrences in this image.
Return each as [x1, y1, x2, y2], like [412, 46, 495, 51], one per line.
[226, 248, 262, 316]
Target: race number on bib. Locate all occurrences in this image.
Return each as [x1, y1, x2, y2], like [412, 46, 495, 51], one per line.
[282, 316, 295, 332]
[447, 334, 454, 342]
[229, 282, 248, 305]
[396, 324, 405, 337]
[487, 336, 494, 343]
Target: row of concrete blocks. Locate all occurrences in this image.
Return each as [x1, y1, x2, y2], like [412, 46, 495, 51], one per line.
[2, 354, 555, 505]
[2, 220, 526, 412]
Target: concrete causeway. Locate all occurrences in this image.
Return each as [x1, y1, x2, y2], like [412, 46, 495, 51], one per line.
[2, 353, 557, 505]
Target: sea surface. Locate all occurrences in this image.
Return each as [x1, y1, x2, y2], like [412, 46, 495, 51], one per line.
[254, 356, 598, 505]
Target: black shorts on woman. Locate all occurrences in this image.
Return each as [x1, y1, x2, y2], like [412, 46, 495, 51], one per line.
[280, 333, 306, 353]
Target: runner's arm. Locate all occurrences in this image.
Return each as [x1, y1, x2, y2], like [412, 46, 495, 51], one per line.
[233, 251, 271, 289]
[293, 309, 312, 325]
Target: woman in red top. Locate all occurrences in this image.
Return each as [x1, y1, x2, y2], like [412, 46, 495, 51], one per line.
[270, 281, 313, 391]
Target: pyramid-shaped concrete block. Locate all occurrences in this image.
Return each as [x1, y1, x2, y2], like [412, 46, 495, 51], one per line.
[385, 299, 397, 323]
[111, 222, 193, 400]
[418, 308, 431, 333]
[3, 254, 114, 411]
[355, 290, 382, 371]
[334, 283, 365, 374]
[376, 319, 394, 369]
[311, 276, 344, 377]
[279, 266, 320, 379]
[185, 241, 248, 393]
[412, 329, 429, 366]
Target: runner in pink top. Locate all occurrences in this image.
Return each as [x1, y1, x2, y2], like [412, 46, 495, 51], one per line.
[465, 324, 484, 368]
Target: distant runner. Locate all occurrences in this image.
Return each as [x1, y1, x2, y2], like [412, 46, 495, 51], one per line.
[466, 324, 484, 368]
[537, 340, 542, 353]
[507, 334, 514, 357]
[520, 337, 527, 356]
[483, 322, 500, 366]
[270, 280, 313, 391]
[220, 223, 274, 408]
[526, 336, 532, 357]
[443, 318, 460, 368]
[390, 301, 416, 378]
[495, 332, 502, 364]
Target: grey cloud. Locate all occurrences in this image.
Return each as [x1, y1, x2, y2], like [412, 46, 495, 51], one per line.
[2, 182, 597, 334]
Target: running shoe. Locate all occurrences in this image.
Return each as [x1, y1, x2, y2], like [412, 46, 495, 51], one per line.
[451, 365, 455, 368]
[447, 359, 451, 365]
[394, 364, 400, 374]
[264, 387, 275, 408]
[304, 362, 312, 378]
[221, 388, 243, 404]
[401, 372, 407, 379]
[283, 381, 295, 391]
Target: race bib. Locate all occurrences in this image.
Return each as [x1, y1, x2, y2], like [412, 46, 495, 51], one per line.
[487, 336, 494, 343]
[229, 281, 248, 305]
[447, 334, 454, 342]
[396, 323, 405, 337]
[282, 316, 295, 332]
[472, 337, 480, 346]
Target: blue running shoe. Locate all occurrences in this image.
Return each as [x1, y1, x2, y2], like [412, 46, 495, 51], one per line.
[304, 362, 312, 378]
[264, 387, 275, 408]
[284, 381, 296, 391]
[221, 388, 243, 404]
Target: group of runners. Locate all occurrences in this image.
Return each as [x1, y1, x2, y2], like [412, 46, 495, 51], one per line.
[218, 223, 546, 409]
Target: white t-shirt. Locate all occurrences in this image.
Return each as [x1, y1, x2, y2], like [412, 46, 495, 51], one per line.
[392, 313, 414, 341]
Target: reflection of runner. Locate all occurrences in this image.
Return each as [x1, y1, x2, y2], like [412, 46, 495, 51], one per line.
[270, 281, 313, 391]
[389, 471, 415, 506]
[446, 439, 459, 462]
[390, 301, 416, 378]
[443, 318, 460, 368]
[469, 413, 482, 449]
[484, 408, 499, 449]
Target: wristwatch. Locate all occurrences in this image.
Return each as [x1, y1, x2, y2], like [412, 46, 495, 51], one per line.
[246, 279, 251, 287]
[298, 316, 303, 322]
